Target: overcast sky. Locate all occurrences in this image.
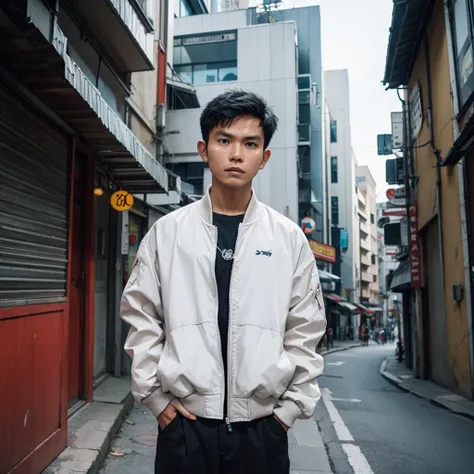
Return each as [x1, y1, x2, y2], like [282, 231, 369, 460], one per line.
[280, 0, 401, 201]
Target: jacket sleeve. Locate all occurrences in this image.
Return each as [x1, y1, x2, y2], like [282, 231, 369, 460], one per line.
[273, 235, 327, 428]
[120, 231, 173, 418]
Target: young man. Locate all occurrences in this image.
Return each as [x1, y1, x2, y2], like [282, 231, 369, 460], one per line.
[121, 90, 326, 474]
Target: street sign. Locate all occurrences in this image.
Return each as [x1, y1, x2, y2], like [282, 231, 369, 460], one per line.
[382, 208, 406, 216]
[409, 205, 422, 287]
[400, 217, 408, 246]
[301, 216, 316, 235]
[111, 190, 134, 211]
[377, 134, 393, 156]
[385, 158, 404, 185]
[391, 112, 404, 149]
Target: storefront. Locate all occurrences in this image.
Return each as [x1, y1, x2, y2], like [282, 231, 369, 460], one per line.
[0, 79, 81, 473]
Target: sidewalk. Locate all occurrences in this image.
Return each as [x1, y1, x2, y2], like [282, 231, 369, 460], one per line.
[45, 343, 356, 474]
[100, 403, 333, 474]
[380, 356, 474, 422]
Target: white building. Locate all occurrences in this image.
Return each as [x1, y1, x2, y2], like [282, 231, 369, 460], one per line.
[324, 69, 358, 298]
[355, 166, 380, 305]
[164, 11, 299, 221]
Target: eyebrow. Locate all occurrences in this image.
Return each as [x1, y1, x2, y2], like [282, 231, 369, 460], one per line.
[215, 130, 262, 142]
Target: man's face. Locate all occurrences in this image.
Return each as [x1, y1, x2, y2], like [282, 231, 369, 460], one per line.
[197, 116, 271, 190]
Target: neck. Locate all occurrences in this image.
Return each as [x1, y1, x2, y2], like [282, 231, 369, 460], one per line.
[210, 180, 252, 216]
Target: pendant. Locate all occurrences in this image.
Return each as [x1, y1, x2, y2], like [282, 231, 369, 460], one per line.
[221, 249, 234, 261]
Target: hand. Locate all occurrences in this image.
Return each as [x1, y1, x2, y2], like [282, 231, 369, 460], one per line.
[274, 415, 289, 432]
[157, 399, 196, 429]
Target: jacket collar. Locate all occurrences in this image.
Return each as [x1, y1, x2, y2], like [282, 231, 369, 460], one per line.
[196, 185, 261, 225]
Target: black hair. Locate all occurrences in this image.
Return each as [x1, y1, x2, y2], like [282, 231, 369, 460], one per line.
[200, 90, 279, 149]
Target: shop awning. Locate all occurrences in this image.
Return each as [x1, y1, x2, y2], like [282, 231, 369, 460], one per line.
[319, 270, 341, 282]
[368, 306, 384, 312]
[383, 0, 434, 89]
[340, 302, 358, 312]
[390, 260, 411, 291]
[0, 8, 173, 194]
[355, 303, 374, 314]
[324, 293, 343, 303]
[442, 115, 474, 166]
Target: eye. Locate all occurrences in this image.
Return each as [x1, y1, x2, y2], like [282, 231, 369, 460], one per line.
[246, 142, 258, 148]
[218, 138, 229, 144]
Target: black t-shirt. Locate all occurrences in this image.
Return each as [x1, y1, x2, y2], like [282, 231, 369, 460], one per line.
[213, 212, 244, 416]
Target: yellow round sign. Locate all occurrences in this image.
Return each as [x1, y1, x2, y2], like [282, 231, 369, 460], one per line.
[110, 190, 134, 211]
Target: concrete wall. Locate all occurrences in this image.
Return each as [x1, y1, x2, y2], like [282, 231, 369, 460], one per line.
[166, 20, 299, 221]
[409, 0, 471, 397]
[324, 69, 356, 294]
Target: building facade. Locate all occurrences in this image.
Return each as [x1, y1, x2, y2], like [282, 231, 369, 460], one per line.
[355, 165, 380, 306]
[384, 0, 473, 399]
[0, 0, 180, 471]
[251, 6, 325, 243]
[323, 69, 358, 299]
[165, 9, 299, 221]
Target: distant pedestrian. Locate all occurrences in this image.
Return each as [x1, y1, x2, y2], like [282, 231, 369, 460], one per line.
[121, 91, 327, 474]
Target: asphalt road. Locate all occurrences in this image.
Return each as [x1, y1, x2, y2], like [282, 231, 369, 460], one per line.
[317, 344, 474, 474]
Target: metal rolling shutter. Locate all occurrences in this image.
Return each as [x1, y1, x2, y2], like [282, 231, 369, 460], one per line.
[0, 82, 69, 307]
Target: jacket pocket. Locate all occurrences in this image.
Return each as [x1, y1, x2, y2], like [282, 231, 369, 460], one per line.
[158, 324, 221, 397]
[233, 325, 295, 399]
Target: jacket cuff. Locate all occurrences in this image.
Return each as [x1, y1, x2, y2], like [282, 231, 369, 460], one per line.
[273, 399, 302, 428]
[141, 388, 174, 418]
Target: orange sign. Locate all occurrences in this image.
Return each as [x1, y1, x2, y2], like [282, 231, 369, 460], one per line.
[308, 240, 336, 263]
[110, 190, 134, 211]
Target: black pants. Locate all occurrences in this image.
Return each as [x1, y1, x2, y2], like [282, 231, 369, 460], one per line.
[155, 414, 290, 474]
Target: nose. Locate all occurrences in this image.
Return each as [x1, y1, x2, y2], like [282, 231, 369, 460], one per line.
[229, 143, 243, 162]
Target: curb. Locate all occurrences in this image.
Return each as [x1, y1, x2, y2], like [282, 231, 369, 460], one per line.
[320, 344, 360, 357]
[379, 357, 474, 422]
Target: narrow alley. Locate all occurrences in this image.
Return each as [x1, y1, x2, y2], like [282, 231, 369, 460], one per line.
[99, 345, 474, 474]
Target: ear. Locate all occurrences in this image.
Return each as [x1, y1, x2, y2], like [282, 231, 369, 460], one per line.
[197, 141, 208, 163]
[259, 149, 272, 170]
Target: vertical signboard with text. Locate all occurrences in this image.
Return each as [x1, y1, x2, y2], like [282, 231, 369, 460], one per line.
[409, 205, 422, 287]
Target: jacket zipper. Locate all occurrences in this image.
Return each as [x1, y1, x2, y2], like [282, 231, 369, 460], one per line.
[225, 223, 242, 433]
[213, 226, 233, 431]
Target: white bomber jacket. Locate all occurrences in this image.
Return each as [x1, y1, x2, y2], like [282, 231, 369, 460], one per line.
[121, 188, 326, 428]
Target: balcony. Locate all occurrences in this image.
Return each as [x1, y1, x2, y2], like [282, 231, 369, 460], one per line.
[361, 271, 372, 283]
[360, 238, 370, 252]
[360, 221, 369, 235]
[361, 254, 371, 266]
[69, 0, 155, 72]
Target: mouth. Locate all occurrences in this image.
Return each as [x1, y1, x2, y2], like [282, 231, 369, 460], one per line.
[226, 167, 244, 173]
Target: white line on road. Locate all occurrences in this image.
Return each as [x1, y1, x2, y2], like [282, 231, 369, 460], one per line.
[331, 397, 362, 403]
[326, 361, 346, 366]
[342, 443, 375, 474]
[321, 388, 354, 442]
[321, 388, 375, 473]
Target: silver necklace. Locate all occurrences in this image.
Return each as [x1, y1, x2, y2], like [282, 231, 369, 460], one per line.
[217, 246, 234, 261]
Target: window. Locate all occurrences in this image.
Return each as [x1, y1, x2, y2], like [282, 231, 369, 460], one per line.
[331, 197, 339, 225]
[370, 213, 375, 224]
[299, 104, 311, 124]
[330, 120, 337, 143]
[175, 0, 193, 17]
[298, 75, 311, 90]
[451, 0, 474, 108]
[175, 61, 237, 84]
[331, 156, 338, 183]
[371, 254, 376, 265]
[373, 274, 377, 283]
